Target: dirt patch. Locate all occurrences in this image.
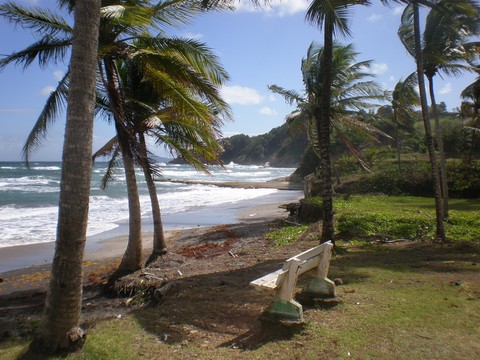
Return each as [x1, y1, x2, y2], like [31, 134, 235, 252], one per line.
[1, 220, 479, 353]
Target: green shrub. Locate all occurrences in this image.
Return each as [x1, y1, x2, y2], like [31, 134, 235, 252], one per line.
[333, 196, 480, 241]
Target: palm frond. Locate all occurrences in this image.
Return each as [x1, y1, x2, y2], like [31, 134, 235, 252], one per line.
[0, 35, 71, 70]
[268, 85, 304, 106]
[0, 2, 71, 37]
[22, 72, 69, 165]
[92, 139, 122, 190]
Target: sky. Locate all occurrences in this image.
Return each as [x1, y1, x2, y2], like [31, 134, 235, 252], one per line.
[0, 0, 477, 161]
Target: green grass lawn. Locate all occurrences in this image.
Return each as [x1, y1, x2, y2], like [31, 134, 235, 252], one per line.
[1, 195, 479, 359]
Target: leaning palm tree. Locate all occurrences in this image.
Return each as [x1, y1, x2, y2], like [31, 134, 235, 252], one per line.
[376, 0, 446, 240]
[31, 0, 100, 354]
[304, 0, 373, 242]
[94, 48, 230, 264]
[0, 0, 230, 272]
[399, 0, 480, 219]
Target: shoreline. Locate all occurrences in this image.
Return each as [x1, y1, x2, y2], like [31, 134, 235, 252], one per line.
[0, 189, 302, 275]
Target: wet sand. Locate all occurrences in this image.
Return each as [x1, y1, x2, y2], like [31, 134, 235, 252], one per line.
[0, 188, 302, 275]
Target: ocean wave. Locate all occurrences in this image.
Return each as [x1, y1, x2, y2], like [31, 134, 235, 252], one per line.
[31, 166, 61, 171]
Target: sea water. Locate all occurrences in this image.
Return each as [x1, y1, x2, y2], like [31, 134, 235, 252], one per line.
[0, 161, 297, 249]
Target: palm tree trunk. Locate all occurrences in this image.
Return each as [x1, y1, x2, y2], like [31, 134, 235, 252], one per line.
[35, 0, 100, 354]
[317, 18, 335, 244]
[413, 0, 445, 241]
[427, 76, 449, 219]
[102, 59, 144, 273]
[118, 144, 144, 272]
[393, 107, 402, 171]
[138, 133, 168, 265]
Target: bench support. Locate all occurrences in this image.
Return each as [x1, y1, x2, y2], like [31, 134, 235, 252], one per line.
[251, 241, 336, 323]
[302, 242, 336, 300]
[263, 299, 304, 322]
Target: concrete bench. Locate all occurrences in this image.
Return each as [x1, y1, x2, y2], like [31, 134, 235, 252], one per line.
[250, 241, 336, 322]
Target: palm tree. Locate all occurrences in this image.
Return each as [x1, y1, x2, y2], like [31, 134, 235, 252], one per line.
[391, 73, 420, 170]
[376, 0, 445, 240]
[270, 42, 389, 241]
[94, 49, 229, 264]
[32, 0, 100, 354]
[0, 0, 230, 272]
[304, 0, 373, 242]
[460, 72, 480, 164]
[399, 0, 480, 219]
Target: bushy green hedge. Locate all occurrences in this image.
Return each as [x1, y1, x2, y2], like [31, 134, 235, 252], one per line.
[352, 160, 480, 198]
[333, 196, 480, 241]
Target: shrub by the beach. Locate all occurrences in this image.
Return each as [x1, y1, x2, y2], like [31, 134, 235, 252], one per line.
[334, 196, 480, 242]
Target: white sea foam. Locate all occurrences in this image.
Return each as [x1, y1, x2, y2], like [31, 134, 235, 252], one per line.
[0, 163, 296, 248]
[31, 166, 61, 171]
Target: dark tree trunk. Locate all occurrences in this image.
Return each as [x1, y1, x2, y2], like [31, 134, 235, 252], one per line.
[118, 144, 143, 272]
[427, 75, 449, 219]
[102, 59, 144, 273]
[139, 133, 167, 265]
[413, 1, 445, 241]
[35, 0, 100, 354]
[317, 19, 335, 244]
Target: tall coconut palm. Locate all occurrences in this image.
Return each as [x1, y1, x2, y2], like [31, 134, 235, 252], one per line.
[31, 0, 100, 354]
[0, 0, 230, 272]
[391, 73, 420, 170]
[304, 0, 373, 242]
[377, 0, 445, 240]
[270, 42, 390, 240]
[94, 48, 229, 264]
[399, 0, 480, 219]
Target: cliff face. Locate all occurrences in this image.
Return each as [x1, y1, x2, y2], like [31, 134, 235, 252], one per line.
[220, 123, 308, 167]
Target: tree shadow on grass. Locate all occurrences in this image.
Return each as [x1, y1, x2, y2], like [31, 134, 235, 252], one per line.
[132, 238, 479, 349]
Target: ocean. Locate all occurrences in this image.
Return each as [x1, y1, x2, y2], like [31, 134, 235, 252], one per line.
[0, 161, 299, 250]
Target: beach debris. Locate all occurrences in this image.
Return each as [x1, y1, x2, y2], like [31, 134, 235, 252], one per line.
[228, 251, 238, 258]
[140, 272, 164, 281]
[153, 283, 173, 305]
[177, 270, 183, 276]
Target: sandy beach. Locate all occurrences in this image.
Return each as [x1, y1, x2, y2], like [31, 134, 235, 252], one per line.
[0, 188, 302, 294]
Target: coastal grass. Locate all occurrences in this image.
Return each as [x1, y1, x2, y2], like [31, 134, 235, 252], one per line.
[2, 240, 479, 359]
[264, 223, 309, 246]
[1, 195, 480, 359]
[333, 195, 480, 241]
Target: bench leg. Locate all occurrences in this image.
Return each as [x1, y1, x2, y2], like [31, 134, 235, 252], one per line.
[302, 277, 336, 299]
[264, 258, 304, 322]
[263, 299, 304, 323]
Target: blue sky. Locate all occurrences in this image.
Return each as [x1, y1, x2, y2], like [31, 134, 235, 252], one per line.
[0, 0, 476, 161]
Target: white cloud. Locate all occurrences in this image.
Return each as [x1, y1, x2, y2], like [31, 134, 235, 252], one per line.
[235, 0, 309, 17]
[259, 107, 277, 116]
[53, 70, 64, 81]
[40, 86, 55, 96]
[371, 63, 389, 75]
[393, 6, 405, 16]
[389, 76, 396, 82]
[268, 94, 277, 102]
[439, 83, 452, 95]
[367, 13, 382, 23]
[221, 85, 264, 105]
